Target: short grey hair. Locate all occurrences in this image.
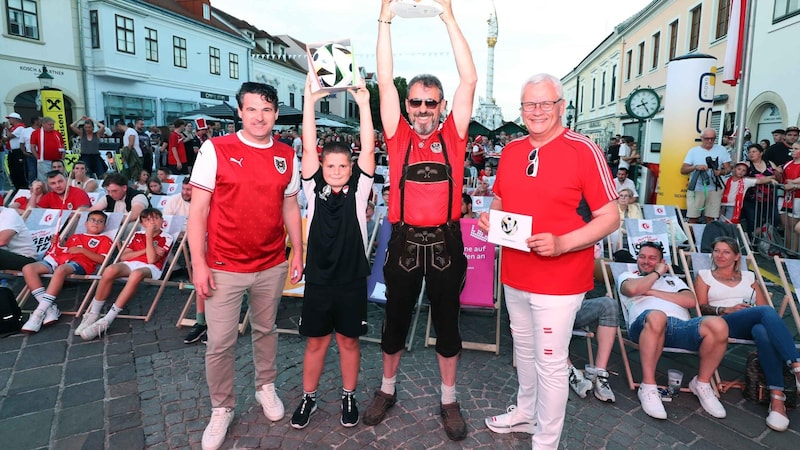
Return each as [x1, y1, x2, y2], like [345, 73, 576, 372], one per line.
[520, 73, 564, 100]
[41, 116, 55, 125]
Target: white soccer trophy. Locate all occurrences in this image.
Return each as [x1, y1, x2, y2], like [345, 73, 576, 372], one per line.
[390, 0, 443, 18]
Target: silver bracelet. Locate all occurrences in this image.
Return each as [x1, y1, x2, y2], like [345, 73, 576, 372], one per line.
[715, 306, 720, 316]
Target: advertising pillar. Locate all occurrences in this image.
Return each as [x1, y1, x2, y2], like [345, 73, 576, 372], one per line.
[657, 54, 717, 208]
[40, 89, 70, 151]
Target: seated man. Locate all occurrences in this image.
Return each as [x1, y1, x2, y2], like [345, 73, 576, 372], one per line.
[461, 193, 477, 219]
[618, 242, 728, 420]
[77, 208, 173, 340]
[613, 167, 638, 201]
[163, 177, 192, 217]
[37, 170, 92, 210]
[21, 211, 113, 333]
[90, 173, 149, 220]
[0, 205, 36, 270]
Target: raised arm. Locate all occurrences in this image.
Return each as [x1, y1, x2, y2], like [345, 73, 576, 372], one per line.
[69, 116, 85, 135]
[435, 0, 478, 138]
[351, 80, 375, 176]
[376, 0, 400, 138]
[301, 75, 329, 179]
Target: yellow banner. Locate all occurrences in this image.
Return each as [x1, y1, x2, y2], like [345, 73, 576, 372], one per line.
[657, 55, 717, 208]
[40, 89, 70, 151]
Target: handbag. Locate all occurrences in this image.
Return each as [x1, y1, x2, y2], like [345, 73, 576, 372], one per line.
[743, 351, 797, 408]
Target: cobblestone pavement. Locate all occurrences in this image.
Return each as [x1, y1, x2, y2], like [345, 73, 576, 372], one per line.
[1, 256, 799, 449]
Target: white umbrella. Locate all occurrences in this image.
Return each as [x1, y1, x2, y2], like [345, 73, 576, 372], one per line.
[179, 113, 225, 123]
[315, 117, 352, 128]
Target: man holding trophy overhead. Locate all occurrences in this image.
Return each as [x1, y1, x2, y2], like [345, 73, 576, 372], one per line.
[362, 0, 477, 442]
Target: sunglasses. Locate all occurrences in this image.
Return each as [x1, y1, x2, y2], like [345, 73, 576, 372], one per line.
[526, 148, 539, 177]
[408, 98, 441, 108]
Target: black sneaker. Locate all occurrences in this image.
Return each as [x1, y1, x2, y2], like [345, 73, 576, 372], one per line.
[290, 394, 317, 429]
[184, 324, 208, 344]
[341, 392, 359, 427]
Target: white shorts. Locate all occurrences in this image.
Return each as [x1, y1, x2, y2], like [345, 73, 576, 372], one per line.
[120, 260, 162, 280]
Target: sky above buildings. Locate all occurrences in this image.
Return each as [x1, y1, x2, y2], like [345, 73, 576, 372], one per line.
[218, 0, 653, 122]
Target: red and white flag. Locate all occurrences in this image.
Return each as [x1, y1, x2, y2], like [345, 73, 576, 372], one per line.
[723, 0, 747, 86]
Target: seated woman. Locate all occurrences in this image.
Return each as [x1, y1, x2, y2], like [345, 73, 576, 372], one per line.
[694, 236, 800, 432]
[608, 187, 642, 251]
[70, 161, 99, 193]
[134, 169, 150, 192]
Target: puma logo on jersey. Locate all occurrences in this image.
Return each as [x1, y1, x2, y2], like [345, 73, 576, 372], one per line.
[230, 157, 244, 167]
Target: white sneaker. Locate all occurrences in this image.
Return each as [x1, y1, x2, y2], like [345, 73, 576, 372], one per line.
[255, 383, 285, 421]
[484, 405, 536, 434]
[201, 407, 234, 450]
[80, 318, 109, 341]
[21, 309, 46, 333]
[587, 367, 616, 403]
[75, 312, 99, 336]
[688, 376, 726, 418]
[568, 365, 592, 398]
[43, 304, 61, 326]
[638, 384, 667, 419]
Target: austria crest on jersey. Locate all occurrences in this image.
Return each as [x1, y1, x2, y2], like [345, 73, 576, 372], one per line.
[274, 156, 287, 174]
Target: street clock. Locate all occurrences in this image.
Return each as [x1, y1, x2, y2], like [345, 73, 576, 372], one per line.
[625, 88, 661, 120]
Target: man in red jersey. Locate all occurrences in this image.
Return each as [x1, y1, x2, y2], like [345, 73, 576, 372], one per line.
[37, 170, 91, 210]
[361, 0, 477, 442]
[188, 82, 303, 450]
[479, 74, 618, 448]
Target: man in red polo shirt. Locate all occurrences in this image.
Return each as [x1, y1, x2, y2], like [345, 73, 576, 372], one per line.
[361, 0, 477, 442]
[479, 74, 618, 448]
[28, 116, 64, 181]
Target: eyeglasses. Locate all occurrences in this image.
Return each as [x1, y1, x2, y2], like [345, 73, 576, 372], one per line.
[87, 218, 106, 224]
[526, 148, 539, 177]
[408, 98, 441, 108]
[520, 99, 562, 112]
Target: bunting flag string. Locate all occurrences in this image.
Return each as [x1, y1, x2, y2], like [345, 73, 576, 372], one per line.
[251, 51, 452, 61]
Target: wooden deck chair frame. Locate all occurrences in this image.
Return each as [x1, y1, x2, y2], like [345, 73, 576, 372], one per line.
[772, 256, 800, 337]
[602, 261, 717, 394]
[74, 215, 140, 317]
[75, 215, 188, 322]
[2, 208, 79, 303]
[113, 215, 191, 322]
[424, 246, 502, 355]
[15, 211, 129, 310]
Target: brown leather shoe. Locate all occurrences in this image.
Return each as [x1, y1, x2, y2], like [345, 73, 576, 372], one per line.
[362, 390, 396, 426]
[440, 402, 467, 441]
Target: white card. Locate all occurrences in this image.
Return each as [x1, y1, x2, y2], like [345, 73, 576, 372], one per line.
[488, 210, 532, 252]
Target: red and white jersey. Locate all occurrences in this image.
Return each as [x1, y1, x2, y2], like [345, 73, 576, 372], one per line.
[46, 233, 113, 274]
[493, 130, 617, 295]
[386, 115, 466, 226]
[37, 188, 91, 210]
[191, 131, 300, 273]
[124, 231, 173, 270]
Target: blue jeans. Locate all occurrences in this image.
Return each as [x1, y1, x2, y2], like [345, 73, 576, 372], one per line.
[723, 306, 800, 390]
[628, 310, 705, 351]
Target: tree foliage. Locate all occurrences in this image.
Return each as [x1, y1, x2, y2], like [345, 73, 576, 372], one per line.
[366, 76, 409, 132]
